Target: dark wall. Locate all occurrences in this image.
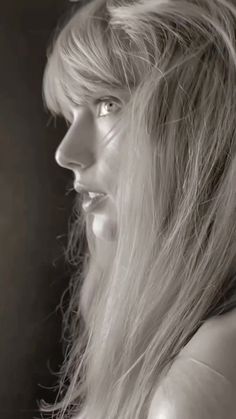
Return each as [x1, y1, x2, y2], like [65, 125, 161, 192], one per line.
[0, 1, 84, 418]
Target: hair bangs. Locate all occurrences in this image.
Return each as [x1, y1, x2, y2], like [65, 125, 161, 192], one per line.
[42, 0, 140, 124]
[40, 1, 236, 419]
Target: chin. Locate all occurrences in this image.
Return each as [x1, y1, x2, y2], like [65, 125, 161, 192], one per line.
[91, 213, 117, 242]
[85, 211, 117, 270]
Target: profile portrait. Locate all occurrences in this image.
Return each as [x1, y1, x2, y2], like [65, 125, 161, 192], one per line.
[40, 0, 236, 418]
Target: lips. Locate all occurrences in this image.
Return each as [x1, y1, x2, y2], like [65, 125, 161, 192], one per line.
[82, 193, 108, 212]
[87, 191, 106, 199]
[74, 182, 107, 196]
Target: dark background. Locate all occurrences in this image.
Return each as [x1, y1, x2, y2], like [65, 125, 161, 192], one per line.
[0, 1, 87, 418]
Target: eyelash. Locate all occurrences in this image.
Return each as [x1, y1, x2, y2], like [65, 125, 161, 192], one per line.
[63, 97, 120, 127]
[95, 97, 121, 118]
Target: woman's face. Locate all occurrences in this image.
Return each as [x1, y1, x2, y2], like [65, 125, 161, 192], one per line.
[55, 90, 128, 243]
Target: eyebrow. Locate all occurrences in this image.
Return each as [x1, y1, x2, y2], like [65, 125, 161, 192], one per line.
[58, 86, 131, 122]
[87, 87, 132, 103]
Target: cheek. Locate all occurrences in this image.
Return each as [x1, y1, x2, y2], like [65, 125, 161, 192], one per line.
[97, 143, 121, 197]
[103, 144, 121, 187]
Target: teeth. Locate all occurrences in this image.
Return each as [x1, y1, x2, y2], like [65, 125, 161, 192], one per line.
[88, 192, 105, 198]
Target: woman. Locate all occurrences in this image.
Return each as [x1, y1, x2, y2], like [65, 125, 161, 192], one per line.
[41, 0, 236, 418]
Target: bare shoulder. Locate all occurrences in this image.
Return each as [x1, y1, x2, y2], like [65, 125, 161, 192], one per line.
[147, 309, 236, 419]
[147, 357, 235, 419]
[180, 307, 236, 386]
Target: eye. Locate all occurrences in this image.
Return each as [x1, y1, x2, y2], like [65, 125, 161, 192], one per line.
[96, 98, 121, 118]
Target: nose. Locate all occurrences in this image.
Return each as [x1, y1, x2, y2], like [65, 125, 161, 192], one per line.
[55, 107, 96, 171]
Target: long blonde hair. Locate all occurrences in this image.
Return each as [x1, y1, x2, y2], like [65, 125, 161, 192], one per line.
[41, 0, 236, 418]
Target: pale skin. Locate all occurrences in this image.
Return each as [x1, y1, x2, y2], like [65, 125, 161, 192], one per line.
[54, 90, 236, 418]
[54, 89, 129, 266]
[147, 307, 236, 418]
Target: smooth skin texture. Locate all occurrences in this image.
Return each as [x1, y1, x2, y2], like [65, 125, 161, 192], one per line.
[147, 308, 236, 419]
[55, 92, 236, 418]
[55, 89, 129, 245]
